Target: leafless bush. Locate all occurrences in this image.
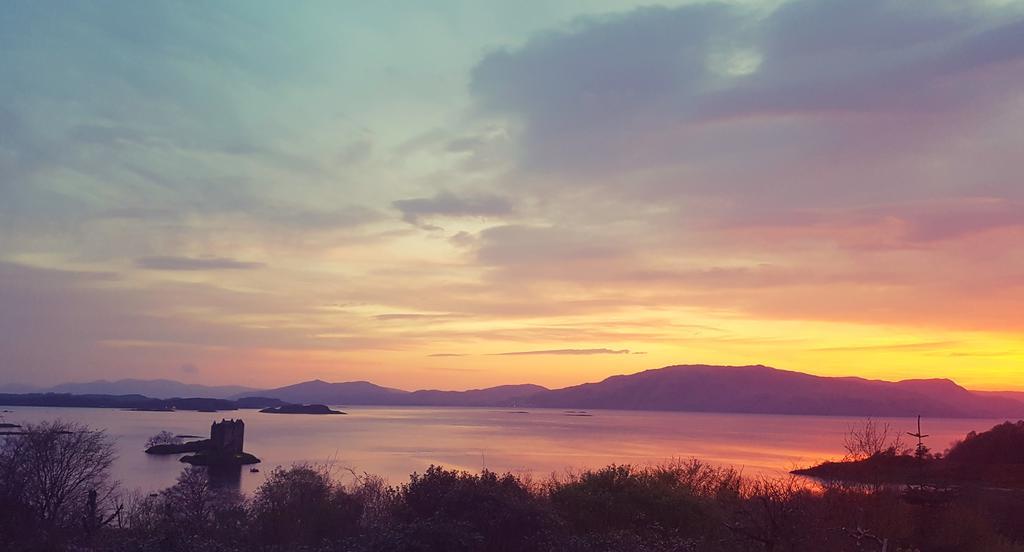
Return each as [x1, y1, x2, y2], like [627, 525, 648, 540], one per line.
[726, 475, 813, 551]
[843, 418, 907, 460]
[650, 457, 744, 499]
[0, 420, 119, 526]
[346, 470, 398, 528]
[114, 467, 246, 551]
[162, 466, 242, 526]
[0, 420, 122, 550]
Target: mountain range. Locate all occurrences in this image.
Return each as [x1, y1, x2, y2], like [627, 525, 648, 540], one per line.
[6, 365, 1024, 418]
[234, 380, 549, 407]
[237, 364, 1024, 418]
[509, 365, 1024, 418]
[0, 379, 257, 399]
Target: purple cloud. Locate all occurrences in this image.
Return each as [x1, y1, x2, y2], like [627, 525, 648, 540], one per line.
[470, 0, 1024, 191]
[393, 190, 513, 229]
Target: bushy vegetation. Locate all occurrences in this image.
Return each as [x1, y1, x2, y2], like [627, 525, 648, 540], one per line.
[797, 419, 1024, 490]
[0, 421, 120, 549]
[144, 431, 183, 450]
[945, 421, 1024, 465]
[3, 420, 1024, 551]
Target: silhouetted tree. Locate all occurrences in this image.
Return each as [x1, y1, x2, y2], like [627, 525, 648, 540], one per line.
[843, 418, 907, 460]
[250, 464, 362, 547]
[115, 466, 245, 551]
[0, 421, 119, 548]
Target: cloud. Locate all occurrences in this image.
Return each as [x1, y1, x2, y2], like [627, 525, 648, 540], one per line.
[0, 2, 390, 269]
[179, 363, 199, 375]
[493, 348, 638, 356]
[811, 341, 959, 353]
[427, 353, 470, 357]
[898, 199, 1024, 243]
[724, 198, 1024, 250]
[469, 0, 1024, 202]
[3, 0, 1024, 389]
[475, 225, 624, 267]
[393, 190, 513, 228]
[375, 313, 468, 321]
[0, 261, 319, 384]
[135, 256, 265, 271]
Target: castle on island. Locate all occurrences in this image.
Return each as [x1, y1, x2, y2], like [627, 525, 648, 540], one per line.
[210, 419, 245, 455]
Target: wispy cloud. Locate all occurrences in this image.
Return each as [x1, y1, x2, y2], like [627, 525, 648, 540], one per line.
[393, 190, 513, 229]
[492, 348, 640, 356]
[135, 257, 265, 271]
[376, 313, 469, 321]
[811, 341, 959, 353]
[431, 348, 645, 357]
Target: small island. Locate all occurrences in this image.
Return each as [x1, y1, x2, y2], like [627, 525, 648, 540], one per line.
[129, 406, 175, 412]
[259, 404, 346, 415]
[146, 419, 260, 466]
[145, 439, 210, 455]
[564, 410, 593, 417]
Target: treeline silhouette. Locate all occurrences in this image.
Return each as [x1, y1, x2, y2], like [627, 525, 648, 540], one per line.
[946, 421, 1024, 464]
[2, 421, 1024, 551]
[795, 420, 1024, 490]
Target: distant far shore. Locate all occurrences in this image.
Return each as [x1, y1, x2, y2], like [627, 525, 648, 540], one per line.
[5, 364, 1024, 418]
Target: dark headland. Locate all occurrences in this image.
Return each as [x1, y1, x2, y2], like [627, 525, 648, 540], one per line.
[793, 420, 1024, 489]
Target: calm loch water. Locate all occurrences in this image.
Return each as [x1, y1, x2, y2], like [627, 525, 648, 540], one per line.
[1, 406, 1006, 495]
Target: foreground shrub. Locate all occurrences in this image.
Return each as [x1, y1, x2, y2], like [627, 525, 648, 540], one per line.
[0, 421, 119, 550]
[550, 461, 738, 548]
[4, 418, 1024, 552]
[388, 465, 557, 552]
[249, 464, 362, 547]
[112, 466, 245, 551]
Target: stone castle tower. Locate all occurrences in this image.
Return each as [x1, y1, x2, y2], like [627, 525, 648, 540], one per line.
[210, 419, 244, 455]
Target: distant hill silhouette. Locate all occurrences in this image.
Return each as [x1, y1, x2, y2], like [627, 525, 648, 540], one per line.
[234, 381, 548, 407]
[515, 365, 1024, 417]
[238, 364, 1024, 418]
[236, 380, 409, 404]
[0, 383, 40, 394]
[974, 390, 1024, 402]
[43, 379, 256, 399]
[406, 384, 549, 406]
[0, 393, 283, 411]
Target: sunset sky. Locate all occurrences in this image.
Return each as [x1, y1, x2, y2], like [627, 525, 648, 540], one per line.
[2, 0, 1023, 391]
